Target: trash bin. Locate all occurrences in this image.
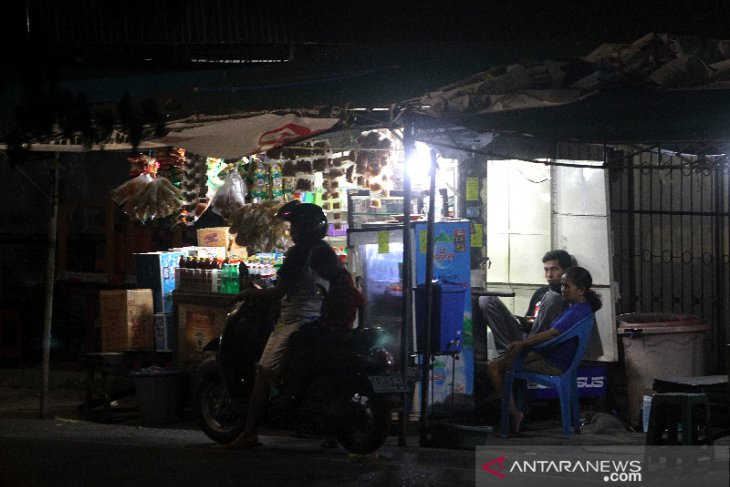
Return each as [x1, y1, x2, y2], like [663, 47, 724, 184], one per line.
[131, 367, 184, 424]
[415, 283, 467, 353]
[617, 313, 708, 429]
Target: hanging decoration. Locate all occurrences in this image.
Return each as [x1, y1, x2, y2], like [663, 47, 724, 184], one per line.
[111, 155, 183, 222]
[178, 152, 210, 225]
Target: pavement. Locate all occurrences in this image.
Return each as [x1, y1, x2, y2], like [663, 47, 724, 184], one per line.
[1, 362, 727, 449]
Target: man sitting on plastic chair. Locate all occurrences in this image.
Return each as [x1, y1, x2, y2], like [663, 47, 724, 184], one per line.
[487, 266, 602, 438]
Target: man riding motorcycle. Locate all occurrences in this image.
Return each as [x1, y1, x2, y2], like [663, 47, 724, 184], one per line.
[227, 200, 364, 449]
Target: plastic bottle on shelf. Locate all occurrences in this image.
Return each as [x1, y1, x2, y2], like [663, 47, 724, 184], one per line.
[219, 261, 230, 293]
[229, 260, 240, 294]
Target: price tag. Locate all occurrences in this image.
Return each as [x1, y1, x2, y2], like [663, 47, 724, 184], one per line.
[419, 230, 428, 254]
[377, 231, 390, 253]
[466, 177, 479, 201]
[471, 223, 483, 248]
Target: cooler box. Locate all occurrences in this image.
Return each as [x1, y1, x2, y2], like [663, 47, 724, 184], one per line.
[134, 251, 185, 314]
[415, 283, 467, 353]
[99, 289, 155, 352]
[525, 365, 607, 399]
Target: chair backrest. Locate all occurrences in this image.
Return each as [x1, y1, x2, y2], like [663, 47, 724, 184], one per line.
[531, 314, 595, 374]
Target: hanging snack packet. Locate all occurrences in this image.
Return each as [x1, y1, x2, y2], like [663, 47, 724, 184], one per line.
[211, 170, 248, 221]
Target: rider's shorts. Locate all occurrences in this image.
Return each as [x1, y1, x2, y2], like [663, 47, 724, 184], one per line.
[257, 317, 317, 384]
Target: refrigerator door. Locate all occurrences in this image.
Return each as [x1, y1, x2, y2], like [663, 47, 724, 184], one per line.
[349, 227, 408, 367]
[349, 221, 476, 405]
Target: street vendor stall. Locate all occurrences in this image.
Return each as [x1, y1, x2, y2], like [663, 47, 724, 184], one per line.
[103, 110, 483, 440]
[6, 31, 729, 443]
[106, 98, 618, 442]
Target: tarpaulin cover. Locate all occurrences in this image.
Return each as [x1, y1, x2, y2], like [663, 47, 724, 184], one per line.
[158, 113, 340, 159]
[416, 33, 730, 117]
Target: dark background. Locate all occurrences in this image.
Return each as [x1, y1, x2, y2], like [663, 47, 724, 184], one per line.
[3, 1, 730, 66]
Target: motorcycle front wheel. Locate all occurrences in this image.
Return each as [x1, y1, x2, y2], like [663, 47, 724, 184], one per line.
[335, 382, 390, 454]
[197, 373, 247, 443]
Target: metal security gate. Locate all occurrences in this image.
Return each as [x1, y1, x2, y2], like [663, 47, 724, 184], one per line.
[609, 145, 729, 372]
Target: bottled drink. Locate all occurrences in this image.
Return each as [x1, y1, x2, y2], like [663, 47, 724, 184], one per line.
[221, 263, 231, 293]
[229, 260, 240, 294]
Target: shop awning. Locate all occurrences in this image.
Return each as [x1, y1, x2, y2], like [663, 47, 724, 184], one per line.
[157, 112, 342, 159]
[406, 33, 730, 145]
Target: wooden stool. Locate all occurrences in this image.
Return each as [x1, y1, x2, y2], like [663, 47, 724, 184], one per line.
[646, 392, 712, 445]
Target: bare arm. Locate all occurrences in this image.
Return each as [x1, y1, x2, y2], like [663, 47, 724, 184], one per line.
[504, 328, 559, 357]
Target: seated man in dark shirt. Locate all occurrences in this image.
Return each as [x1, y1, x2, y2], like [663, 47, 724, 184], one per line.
[478, 249, 576, 351]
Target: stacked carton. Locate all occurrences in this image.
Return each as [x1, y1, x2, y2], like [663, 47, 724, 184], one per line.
[99, 289, 155, 352]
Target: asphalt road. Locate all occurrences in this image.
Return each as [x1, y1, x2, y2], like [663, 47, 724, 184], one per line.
[0, 417, 477, 487]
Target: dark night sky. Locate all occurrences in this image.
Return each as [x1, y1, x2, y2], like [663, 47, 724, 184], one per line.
[286, 0, 730, 43]
[3, 0, 730, 135]
[3, 0, 730, 49]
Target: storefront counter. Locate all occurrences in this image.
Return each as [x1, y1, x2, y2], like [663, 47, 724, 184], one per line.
[172, 291, 237, 370]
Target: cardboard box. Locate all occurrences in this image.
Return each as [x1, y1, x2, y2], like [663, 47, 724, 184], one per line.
[154, 313, 175, 352]
[196, 227, 229, 248]
[227, 238, 248, 261]
[134, 251, 185, 313]
[99, 289, 155, 352]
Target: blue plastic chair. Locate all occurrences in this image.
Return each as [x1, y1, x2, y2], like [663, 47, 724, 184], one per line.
[499, 314, 595, 439]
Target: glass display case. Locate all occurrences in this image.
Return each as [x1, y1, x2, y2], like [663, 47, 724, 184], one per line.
[346, 189, 423, 233]
[349, 227, 408, 366]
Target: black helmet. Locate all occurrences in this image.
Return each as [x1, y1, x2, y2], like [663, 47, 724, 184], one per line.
[276, 201, 328, 241]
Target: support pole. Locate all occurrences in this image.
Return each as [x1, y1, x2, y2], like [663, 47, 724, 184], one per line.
[40, 153, 60, 419]
[419, 149, 438, 447]
[399, 121, 415, 447]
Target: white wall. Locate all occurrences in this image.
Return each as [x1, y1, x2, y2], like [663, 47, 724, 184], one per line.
[484, 158, 617, 361]
[552, 160, 616, 361]
[486, 159, 552, 314]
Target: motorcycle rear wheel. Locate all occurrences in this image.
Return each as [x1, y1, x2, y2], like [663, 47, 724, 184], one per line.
[335, 383, 390, 454]
[197, 373, 247, 444]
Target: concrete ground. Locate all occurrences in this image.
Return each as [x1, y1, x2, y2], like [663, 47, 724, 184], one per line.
[2, 362, 726, 448]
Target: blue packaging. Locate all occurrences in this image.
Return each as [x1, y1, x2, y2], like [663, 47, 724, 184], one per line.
[135, 252, 185, 313]
[154, 312, 175, 352]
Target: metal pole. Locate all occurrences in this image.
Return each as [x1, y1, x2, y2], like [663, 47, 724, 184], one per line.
[40, 153, 60, 419]
[399, 120, 415, 447]
[419, 148, 438, 447]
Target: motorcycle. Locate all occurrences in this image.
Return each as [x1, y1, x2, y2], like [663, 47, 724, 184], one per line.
[195, 294, 405, 454]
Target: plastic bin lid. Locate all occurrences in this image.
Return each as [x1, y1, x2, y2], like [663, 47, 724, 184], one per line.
[617, 313, 708, 334]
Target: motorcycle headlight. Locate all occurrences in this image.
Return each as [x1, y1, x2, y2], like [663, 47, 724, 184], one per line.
[370, 347, 394, 370]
